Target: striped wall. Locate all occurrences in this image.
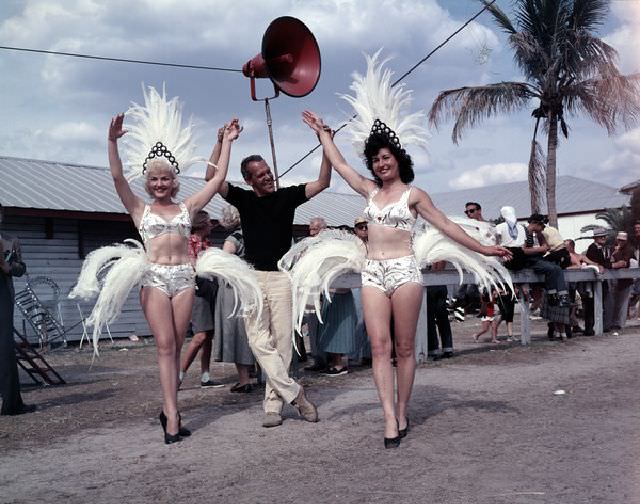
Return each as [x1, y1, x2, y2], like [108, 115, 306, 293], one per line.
[8, 214, 151, 343]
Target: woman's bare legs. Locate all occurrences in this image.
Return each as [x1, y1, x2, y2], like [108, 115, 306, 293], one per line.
[362, 286, 396, 438]
[171, 288, 195, 381]
[391, 283, 423, 432]
[141, 286, 194, 435]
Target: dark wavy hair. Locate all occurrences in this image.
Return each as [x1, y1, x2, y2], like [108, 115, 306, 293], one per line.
[363, 133, 414, 187]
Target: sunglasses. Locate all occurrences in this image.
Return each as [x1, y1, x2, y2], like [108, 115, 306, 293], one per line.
[355, 224, 368, 230]
[464, 208, 477, 215]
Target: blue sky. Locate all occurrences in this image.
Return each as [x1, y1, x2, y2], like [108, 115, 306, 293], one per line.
[1, 0, 638, 197]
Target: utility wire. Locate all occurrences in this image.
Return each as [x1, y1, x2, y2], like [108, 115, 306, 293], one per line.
[278, 0, 497, 179]
[0, 45, 242, 73]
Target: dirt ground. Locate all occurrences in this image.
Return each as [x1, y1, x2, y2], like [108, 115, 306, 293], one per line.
[2, 317, 640, 504]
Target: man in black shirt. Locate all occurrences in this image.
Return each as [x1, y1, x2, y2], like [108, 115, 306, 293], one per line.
[207, 148, 331, 427]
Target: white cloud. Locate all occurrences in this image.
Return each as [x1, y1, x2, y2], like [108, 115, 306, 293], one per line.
[605, 2, 640, 73]
[449, 162, 527, 189]
[614, 127, 640, 153]
[48, 122, 101, 142]
[598, 127, 640, 184]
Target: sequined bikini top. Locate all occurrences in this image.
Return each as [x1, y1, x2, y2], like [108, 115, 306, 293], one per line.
[139, 202, 191, 244]
[363, 187, 415, 231]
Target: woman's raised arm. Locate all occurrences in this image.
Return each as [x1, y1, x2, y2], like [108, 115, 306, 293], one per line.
[302, 110, 375, 198]
[186, 119, 240, 213]
[414, 188, 512, 259]
[108, 114, 144, 222]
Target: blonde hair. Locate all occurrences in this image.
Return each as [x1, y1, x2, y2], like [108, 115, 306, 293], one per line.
[220, 205, 241, 229]
[144, 160, 180, 197]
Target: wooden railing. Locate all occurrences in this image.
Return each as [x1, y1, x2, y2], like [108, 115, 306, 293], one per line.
[332, 268, 640, 362]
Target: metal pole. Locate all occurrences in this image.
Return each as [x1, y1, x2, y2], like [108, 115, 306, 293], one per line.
[264, 98, 280, 189]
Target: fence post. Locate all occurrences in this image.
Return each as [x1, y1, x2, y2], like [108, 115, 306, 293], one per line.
[594, 279, 603, 335]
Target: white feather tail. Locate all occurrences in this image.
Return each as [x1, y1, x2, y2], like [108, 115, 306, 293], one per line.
[413, 224, 513, 294]
[195, 248, 263, 320]
[69, 239, 147, 355]
[279, 230, 366, 339]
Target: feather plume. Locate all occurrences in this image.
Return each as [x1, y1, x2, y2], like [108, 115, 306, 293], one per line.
[122, 84, 205, 181]
[413, 222, 513, 294]
[279, 230, 366, 337]
[339, 50, 430, 156]
[195, 248, 263, 319]
[69, 239, 147, 354]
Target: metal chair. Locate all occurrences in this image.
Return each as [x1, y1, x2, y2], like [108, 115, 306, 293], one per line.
[13, 275, 87, 350]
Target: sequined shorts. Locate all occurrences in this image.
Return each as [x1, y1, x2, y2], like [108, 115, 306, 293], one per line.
[141, 263, 196, 298]
[361, 255, 422, 297]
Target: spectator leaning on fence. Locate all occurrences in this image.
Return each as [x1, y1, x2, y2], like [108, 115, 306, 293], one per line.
[629, 221, 640, 319]
[521, 213, 571, 307]
[585, 227, 612, 334]
[565, 238, 603, 334]
[608, 231, 634, 332]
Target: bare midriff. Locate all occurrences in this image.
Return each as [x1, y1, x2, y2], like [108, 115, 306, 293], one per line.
[366, 223, 413, 260]
[144, 234, 190, 265]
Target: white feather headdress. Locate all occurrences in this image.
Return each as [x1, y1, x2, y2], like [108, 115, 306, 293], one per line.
[122, 84, 205, 181]
[339, 50, 430, 156]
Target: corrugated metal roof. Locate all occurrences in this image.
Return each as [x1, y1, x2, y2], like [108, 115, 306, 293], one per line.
[1, 156, 629, 224]
[429, 176, 628, 219]
[0, 156, 365, 227]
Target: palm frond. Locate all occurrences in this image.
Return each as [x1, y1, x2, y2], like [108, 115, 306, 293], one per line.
[481, 0, 517, 34]
[563, 71, 640, 133]
[428, 82, 534, 144]
[570, 0, 609, 32]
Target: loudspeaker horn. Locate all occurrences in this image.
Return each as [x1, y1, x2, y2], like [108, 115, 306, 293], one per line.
[242, 16, 321, 99]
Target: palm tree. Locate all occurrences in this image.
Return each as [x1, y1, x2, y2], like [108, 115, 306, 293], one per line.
[428, 0, 640, 227]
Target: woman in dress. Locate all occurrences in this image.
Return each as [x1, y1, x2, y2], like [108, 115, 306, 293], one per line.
[214, 205, 256, 393]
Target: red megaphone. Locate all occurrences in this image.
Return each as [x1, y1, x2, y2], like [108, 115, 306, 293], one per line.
[242, 16, 321, 100]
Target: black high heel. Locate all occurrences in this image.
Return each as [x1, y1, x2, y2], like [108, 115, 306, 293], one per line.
[159, 412, 187, 443]
[398, 418, 410, 438]
[164, 432, 181, 445]
[384, 435, 401, 449]
[178, 413, 191, 437]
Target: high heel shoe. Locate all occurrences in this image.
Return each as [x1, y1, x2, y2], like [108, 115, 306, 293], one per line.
[398, 418, 410, 438]
[384, 435, 401, 449]
[164, 432, 181, 445]
[159, 412, 188, 442]
[178, 413, 191, 437]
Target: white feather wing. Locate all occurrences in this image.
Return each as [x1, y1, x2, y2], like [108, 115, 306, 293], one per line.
[413, 225, 513, 294]
[279, 230, 365, 336]
[195, 248, 263, 320]
[69, 239, 147, 354]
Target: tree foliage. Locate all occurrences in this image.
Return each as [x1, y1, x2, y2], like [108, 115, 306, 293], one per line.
[429, 0, 640, 226]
